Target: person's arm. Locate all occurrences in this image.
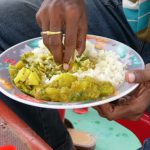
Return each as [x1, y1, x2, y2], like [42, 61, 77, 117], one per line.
[123, 0, 150, 42]
[36, 0, 87, 68]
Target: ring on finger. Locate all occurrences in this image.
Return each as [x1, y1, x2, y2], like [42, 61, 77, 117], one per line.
[41, 31, 62, 36]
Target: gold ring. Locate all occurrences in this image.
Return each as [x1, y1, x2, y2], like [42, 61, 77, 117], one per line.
[41, 31, 62, 36]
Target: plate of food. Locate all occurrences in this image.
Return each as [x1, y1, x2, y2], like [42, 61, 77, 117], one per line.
[0, 35, 145, 109]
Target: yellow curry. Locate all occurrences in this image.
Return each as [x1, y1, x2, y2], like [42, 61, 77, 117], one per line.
[9, 50, 115, 102]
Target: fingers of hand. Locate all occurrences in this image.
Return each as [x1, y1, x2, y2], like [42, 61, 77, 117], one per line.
[97, 104, 116, 120]
[36, 1, 63, 63]
[76, 13, 87, 55]
[41, 20, 50, 48]
[63, 6, 80, 63]
[48, 16, 63, 63]
[93, 106, 107, 118]
[126, 63, 150, 83]
[36, 0, 87, 64]
[36, 1, 49, 27]
[95, 97, 139, 121]
[106, 90, 150, 120]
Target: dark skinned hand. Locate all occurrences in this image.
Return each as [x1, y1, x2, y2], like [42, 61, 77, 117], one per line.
[36, 0, 87, 67]
[94, 64, 150, 121]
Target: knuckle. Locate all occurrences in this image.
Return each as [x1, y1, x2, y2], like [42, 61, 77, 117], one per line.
[36, 11, 42, 23]
[50, 0, 61, 11]
[36, 8, 47, 19]
[66, 4, 80, 17]
[66, 3, 78, 11]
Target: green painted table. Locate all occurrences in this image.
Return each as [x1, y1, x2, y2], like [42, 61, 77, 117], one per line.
[65, 108, 141, 150]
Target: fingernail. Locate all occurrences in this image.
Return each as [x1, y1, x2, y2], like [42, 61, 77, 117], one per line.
[128, 72, 136, 83]
[63, 63, 69, 70]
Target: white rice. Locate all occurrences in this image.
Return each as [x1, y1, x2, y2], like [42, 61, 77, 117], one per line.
[74, 41, 126, 87]
[33, 40, 126, 87]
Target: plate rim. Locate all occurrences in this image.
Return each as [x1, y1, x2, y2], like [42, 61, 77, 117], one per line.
[0, 35, 145, 109]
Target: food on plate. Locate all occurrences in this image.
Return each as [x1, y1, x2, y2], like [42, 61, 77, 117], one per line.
[9, 41, 125, 102]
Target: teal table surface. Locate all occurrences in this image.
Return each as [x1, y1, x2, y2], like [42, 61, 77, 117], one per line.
[65, 108, 141, 150]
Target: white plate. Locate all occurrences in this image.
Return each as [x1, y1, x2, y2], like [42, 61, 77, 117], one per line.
[0, 35, 145, 109]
